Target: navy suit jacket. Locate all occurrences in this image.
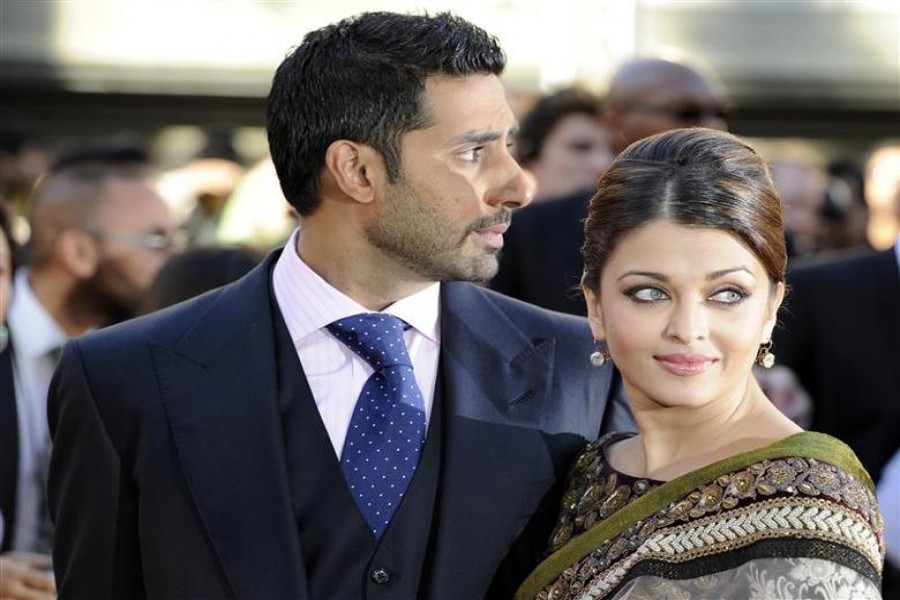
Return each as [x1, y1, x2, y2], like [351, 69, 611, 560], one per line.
[774, 248, 900, 483]
[48, 252, 628, 599]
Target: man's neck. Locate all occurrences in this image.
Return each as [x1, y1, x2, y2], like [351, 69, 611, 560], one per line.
[297, 226, 434, 311]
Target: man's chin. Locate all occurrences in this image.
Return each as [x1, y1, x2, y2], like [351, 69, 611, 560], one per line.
[452, 253, 499, 283]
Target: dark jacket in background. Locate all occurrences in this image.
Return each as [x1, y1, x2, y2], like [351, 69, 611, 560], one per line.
[774, 247, 900, 483]
[491, 191, 592, 316]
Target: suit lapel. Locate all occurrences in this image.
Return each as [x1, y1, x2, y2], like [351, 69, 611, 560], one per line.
[150, 256, 305, 599]
[427, 283, 556, 594]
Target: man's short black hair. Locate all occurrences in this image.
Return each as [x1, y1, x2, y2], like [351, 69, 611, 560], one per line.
[266, 11, 506, 216]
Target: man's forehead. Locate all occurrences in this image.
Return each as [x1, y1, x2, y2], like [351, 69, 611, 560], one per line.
[646, 75, 719, 103]
[96, 179, 170, 223]
[417, 74, 516, 137]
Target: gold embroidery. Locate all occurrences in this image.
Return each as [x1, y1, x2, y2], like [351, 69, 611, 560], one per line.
[579, 498, 881, 600]
[539, 442, 884, 600]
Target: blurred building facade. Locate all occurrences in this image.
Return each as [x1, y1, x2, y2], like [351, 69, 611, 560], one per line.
[1, 1, 896, 166]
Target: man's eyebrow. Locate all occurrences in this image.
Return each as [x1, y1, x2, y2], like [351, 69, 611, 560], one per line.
[446, 125, 519, 148]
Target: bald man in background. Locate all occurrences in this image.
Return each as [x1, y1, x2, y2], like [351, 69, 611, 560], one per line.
[1, 147, 177, 594]
[492, 58, 727, 314]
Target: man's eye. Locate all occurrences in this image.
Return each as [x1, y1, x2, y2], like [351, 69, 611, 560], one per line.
[460, 147, 484, 162]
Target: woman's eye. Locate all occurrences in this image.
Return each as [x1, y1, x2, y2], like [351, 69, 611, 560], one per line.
[628, 286, 668, 303]
[709, 288, 747, 305]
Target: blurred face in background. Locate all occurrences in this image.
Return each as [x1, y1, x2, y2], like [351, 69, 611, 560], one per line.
[527, 113, 613, 200]
[608, 72, 728, 155]
[79, 178, 179, 318]
[769, 159, 826, 255]
[865, 145, 900, 248]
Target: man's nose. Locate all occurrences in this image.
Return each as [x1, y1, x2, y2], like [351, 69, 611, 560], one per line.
[487, 151, 533, 209]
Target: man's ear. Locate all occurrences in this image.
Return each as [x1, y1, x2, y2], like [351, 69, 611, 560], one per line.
[762, 280, 786, 342]
[323, 140, 387, 205]
[56, 229, 99, 279]
[583, 285, 607, 341]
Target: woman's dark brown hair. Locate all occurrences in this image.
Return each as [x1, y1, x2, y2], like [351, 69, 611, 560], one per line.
[582, 127, 786, 293]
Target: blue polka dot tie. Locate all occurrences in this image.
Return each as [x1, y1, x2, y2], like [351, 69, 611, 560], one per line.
[327, 314, 427, 539]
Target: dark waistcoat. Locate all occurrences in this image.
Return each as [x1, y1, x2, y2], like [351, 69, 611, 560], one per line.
[273, 307, 443, 599]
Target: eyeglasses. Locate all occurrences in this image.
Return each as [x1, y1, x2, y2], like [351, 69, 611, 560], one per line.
[628, 103, 729, 123]
[82, 228, 186, 252]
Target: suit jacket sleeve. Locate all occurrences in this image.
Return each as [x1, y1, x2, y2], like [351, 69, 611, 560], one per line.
[48, 340, 145, 599]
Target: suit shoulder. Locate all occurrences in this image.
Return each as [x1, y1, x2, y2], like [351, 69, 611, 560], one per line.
[75, 286, 227, 358]
[76, 254, 276, 359]
[469, 284, 591, 336]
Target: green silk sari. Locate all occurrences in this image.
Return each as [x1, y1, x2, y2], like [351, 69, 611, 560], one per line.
[517, 432, 884, 600]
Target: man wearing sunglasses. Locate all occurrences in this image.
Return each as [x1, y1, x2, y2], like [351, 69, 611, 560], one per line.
[604, 58, 728, 155]
[493, 58, 728, 315]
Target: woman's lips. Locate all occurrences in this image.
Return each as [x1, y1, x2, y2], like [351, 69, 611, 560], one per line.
[654, 353, 718, 377]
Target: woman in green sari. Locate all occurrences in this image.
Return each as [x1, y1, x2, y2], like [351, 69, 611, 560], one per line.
[517, 128, 884, 599]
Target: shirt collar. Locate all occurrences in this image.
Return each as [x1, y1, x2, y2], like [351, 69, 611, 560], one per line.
[272, 229, 441, 343]
[8, 269, 68, 359]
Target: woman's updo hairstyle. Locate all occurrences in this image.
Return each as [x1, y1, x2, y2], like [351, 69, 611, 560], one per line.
[582, 127, 786, 293]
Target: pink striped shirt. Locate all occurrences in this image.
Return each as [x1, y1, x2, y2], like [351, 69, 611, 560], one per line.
[272, 229, 440, 457]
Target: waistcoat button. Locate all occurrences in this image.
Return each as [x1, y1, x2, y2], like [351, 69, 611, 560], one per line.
[370, 568, 391, 584]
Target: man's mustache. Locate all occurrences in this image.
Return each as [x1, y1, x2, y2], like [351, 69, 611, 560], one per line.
[467, 209, 512, 234]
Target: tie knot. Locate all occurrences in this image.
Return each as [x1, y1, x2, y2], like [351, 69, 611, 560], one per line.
[327, 313, 412, 371]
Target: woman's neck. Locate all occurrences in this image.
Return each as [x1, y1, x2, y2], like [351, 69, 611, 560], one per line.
[617, 377, 798, 481]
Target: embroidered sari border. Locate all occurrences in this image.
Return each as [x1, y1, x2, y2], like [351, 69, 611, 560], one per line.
[586, 497, 881, 598]
[516, 432, 874, 600]
[614, 536, 881, 596]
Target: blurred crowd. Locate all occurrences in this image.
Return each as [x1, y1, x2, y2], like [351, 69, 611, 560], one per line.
[0, 55, 898, 597]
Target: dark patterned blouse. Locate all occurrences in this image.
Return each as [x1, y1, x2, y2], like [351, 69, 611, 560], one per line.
[548, 432, 660, 553]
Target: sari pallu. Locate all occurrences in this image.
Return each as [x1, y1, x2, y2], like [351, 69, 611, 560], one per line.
[517, 432, 885, 599]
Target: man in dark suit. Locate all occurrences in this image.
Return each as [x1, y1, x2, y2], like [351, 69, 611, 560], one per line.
[773, 244, 900, 484]
[492, 58, 728, 314]
[48, 12, 629, 599]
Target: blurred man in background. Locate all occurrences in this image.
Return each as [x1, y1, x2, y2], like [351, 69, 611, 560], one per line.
[773, 144, 900, 486]
[769, 150, 828, 258]
[493, 58, 727, 315]
[4, 145, 176, 569]
[603, 58, 727, 155]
